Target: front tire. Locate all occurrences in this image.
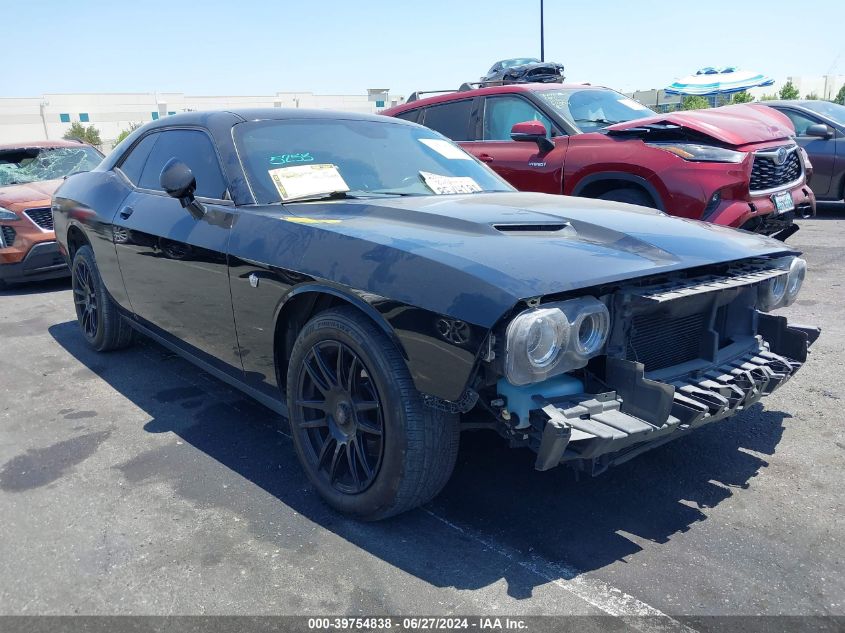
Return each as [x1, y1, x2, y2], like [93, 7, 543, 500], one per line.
[71, 245, 133, 352]
[287, 306, 459, 520]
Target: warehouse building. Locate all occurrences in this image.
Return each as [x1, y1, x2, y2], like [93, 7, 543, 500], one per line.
[0, 89, 401, 148]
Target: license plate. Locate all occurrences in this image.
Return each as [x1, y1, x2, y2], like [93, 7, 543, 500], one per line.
[772, 191, 795, 214]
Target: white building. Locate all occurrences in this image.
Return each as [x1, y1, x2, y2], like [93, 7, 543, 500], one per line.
[747, 75, 845, 101]
[0, 90, 403, 149]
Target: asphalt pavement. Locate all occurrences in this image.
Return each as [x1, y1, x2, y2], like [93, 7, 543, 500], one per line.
[1, 206, 843, 627]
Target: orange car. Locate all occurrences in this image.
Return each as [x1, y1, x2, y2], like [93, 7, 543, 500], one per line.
[0, 140, 103, 288]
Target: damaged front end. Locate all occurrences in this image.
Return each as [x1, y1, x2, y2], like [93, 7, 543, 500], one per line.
[480, 256, 819, 475]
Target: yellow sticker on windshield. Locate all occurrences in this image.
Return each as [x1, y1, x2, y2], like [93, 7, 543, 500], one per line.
[283, 216, 342, 224]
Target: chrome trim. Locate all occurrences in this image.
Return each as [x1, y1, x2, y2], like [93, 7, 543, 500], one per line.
[749, 144, 804, 195]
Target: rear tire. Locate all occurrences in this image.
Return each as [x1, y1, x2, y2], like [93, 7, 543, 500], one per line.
[71, 245, 134, 352]
[286, 306, 460, 520]
[597, 188, 657, 208]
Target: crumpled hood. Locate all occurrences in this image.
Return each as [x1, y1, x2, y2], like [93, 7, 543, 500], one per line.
[268, 191, 793, 327]
[0, 179, 62, 208]
[606, 103, 794, 146]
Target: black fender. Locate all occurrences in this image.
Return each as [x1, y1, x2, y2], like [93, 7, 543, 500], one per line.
[273, 281, 487, 403]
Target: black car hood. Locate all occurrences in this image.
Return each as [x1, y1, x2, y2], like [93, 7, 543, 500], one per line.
[241, 192, 793, 328]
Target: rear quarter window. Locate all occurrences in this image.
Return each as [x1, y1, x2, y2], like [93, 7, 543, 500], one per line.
[393, 109, 420, 124]
[118, 133, 158, 185]
[421, 100, 474, 141]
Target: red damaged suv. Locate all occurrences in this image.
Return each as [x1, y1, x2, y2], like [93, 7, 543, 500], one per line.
[383, 84, 816, 237]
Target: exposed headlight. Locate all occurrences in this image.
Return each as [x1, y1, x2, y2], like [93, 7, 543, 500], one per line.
[0, 206, 18, 221]
[784, 257, 806, 306]
[505, 297, 609, 385]
[647, 142, 746, 163]
[757, 256, 806, 311]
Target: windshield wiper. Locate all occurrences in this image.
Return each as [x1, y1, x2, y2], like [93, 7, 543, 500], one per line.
[574, 118, 622, 126]
[282, 190, 417, 203]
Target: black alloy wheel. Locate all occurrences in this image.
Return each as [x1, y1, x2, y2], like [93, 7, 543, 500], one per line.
[295, 340, 384, 494]
[73, 257, 99, 340]
[287, 306, 460, 520]
[70, 245, 134, 352]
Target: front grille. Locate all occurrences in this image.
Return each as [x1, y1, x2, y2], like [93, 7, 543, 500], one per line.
[25, 207, 54, 231]
[750, 147, 802, 192]
[1, 226, 16, 247]
[626, 311, 707, 371]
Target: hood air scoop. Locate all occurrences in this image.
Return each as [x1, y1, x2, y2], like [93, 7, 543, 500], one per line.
[493, 221, 575, 235]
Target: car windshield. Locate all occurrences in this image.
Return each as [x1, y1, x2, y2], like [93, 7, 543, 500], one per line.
[0, 146, 103, 187]
[500, 58, 539, 69]
[234, 118, 514, 204]
[535, 88, 655, 132]
[800, 100, 845, 124]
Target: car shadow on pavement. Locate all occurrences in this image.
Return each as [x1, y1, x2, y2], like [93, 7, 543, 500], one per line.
[0, 277, 70, 296]
[49, 320, 790, 599]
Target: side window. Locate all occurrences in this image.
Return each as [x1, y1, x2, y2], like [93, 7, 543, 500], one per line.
[780, 109, 818, 136]
[394, 109, 420, 124]
[137, 129, 228, 199]
[420, 100, 474, 141]
[117, 133, 158, 185]
[483, 96, 553, 141]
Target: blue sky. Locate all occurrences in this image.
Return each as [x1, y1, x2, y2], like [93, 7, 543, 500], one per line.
[4, 0, 844, 98]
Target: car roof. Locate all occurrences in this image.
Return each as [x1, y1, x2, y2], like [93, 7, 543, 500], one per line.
[0, 139, 87, 151]
[383, 83, 604, 114]
[142, 107, 398, 131]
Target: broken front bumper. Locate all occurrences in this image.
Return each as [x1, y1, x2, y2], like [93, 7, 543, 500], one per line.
[533, 316, 820, 475]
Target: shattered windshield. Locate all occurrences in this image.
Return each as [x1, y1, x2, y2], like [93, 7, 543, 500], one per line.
[0, 146, 103, 187]
[536, 88, 655, 132]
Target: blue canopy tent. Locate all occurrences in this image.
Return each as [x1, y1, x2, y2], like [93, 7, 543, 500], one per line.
[666, 67, 775, 105]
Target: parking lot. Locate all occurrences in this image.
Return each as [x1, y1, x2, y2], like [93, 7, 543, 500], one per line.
[0, 206, 842, 623]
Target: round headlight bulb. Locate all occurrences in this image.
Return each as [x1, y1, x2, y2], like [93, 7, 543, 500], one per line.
[574, 309, 610, 357]
[526, 317, 562, 368]
[784, 257, 806, 306]
[758, 274, 788, 311]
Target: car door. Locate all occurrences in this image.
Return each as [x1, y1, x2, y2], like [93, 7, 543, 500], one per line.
[111, 128, 242, 374]
[777, 107, 835, 197]
[463, 94, 568, 194]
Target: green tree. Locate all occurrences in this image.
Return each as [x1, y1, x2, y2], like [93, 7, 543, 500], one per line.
[759, 93, 778, 101]
[63, 121, 102, 146]
[836, 85, 845, 105]
[680, 95, 710, 110]
[804, 93, 819, 100]
[113, 122, 142, 146]
[730, 91, 754, 104]
[779, 81, 800, 100]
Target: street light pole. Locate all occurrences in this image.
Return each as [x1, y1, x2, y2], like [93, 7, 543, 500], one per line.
[540, 0, 545, 62]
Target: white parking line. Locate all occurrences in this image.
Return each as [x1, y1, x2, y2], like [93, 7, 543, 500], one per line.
[423, 509, 697, 633]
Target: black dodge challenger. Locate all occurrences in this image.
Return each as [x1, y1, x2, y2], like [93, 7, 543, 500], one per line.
[53, 109, 818, 520]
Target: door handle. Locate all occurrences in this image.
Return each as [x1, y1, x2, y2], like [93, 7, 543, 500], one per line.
[478, 154, 494, 163]
[119, 206, 134, 220]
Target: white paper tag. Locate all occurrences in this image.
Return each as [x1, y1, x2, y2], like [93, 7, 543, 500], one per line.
[419, 138, 473, 160]
[268, 164, 350, 201]
[420, 171, 483, 195]
[618, 97, 651, 111]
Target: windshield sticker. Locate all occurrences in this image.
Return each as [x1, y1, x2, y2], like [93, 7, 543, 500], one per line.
[270, 152, 314, 165]
[419, 171, 483, 195]
[284, 216, 342, 225]
[618, 97, 651, 111]
[419, 139, 472, 160]
[268, 164, 350, 201]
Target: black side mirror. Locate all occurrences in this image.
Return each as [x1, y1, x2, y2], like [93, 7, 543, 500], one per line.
[805, 123, 833, 139]
[160, 158, 205, 219]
